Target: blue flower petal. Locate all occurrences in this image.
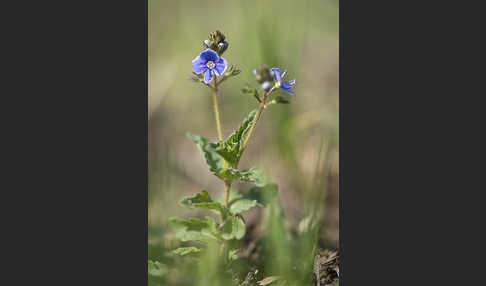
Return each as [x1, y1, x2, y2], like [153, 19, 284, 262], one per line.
[282, 69, 287, 78]
[281, 80, 296, 95]
[282, 86, 296, 95]
[192, 56, 208, 74]
[200, 49, 219, 62]
[204, 69, 214, 84]
[271, 68, 282, 82]
[214, 57, 227, 76]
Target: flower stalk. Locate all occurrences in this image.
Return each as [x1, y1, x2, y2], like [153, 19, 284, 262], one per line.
[240, 86, 276, 159]
[211, 74, 224, 142]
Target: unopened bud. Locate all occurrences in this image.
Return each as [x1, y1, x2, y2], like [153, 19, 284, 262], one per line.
[254, 64, 272, 84]
[261, 81, 272, 92]
[206, 30, 228, 56]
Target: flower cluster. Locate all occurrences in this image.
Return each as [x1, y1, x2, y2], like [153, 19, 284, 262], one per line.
[252, 64, 296, 96]
[191, 30, 295, 97]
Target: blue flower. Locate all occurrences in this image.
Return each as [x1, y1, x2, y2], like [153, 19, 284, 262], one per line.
[192, 49, 228, 84]
[271, 67, 296, 95]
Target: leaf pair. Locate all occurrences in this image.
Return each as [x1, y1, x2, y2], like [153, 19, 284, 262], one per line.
[187, 109, 265, 185]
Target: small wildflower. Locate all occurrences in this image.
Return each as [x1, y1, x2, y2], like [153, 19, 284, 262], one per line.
[192, 49, 228, 84]
[271, 67, 296, 95]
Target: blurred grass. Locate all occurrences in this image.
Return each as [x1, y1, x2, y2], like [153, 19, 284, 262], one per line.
[149, 0, 338, 284]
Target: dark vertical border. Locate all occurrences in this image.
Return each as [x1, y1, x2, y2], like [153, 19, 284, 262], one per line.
[4, 0, 149, 284]
[338, 0, 478, 284]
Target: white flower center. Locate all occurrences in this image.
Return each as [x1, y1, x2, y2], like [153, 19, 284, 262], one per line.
[206, 61, 215, 69]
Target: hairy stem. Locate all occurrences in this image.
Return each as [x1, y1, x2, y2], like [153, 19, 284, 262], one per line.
[240, 87, 275, 158]
[223, 181, 231, 208]
[210, 74, 232, 209]
[212, 74, 224, 142]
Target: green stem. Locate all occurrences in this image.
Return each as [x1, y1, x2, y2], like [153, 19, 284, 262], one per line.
[239, 87, 275, 159]
[223, 181, 231, 208]
[210, 73, 232, 208]
[212, 81, 223, 142]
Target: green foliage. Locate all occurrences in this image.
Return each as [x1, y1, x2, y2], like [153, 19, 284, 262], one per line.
[227, 183, 279, 214]
[168, 217, 218, 243]
[245, 183, 279, 206]
[229, 198, 257, 214]
[148, 260, 168, 278]
[220, 167, 265, 185]
[187, 130, 265, 185]
[216, 109, 257, 165]
[180, 190, 230, 218]
[187, 133, 224, 177]
[173, 246, 202, 256]
[221, 215, 246, 240]
[180, 190, 212, 206]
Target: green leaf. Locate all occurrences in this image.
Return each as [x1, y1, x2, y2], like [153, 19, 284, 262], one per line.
[221, 215, 246, 240]
[192, 202, 230, 218]
[180, 190, 213, 208]
[246, 183, 279, 206]
[180, 190, 230, 217]
[204, 216, 219, 233]
[230, 184, 279, 207]
[216, 109, 257, 165]
[187, 133, 225, 178]
[187, 132, 265, 183]
[220, 168, 265, 185]
[173, 247, 202, 256]
[230, 199, 258, 214]
[168, 217, 218, 243]
[148, 260, 168, 278]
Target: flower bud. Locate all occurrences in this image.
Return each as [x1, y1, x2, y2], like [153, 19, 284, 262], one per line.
[217, 41, 228, 54]
[261, 81, 272, 92]
[206, 30, 228, 56]
[253, 64, 273, 84]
